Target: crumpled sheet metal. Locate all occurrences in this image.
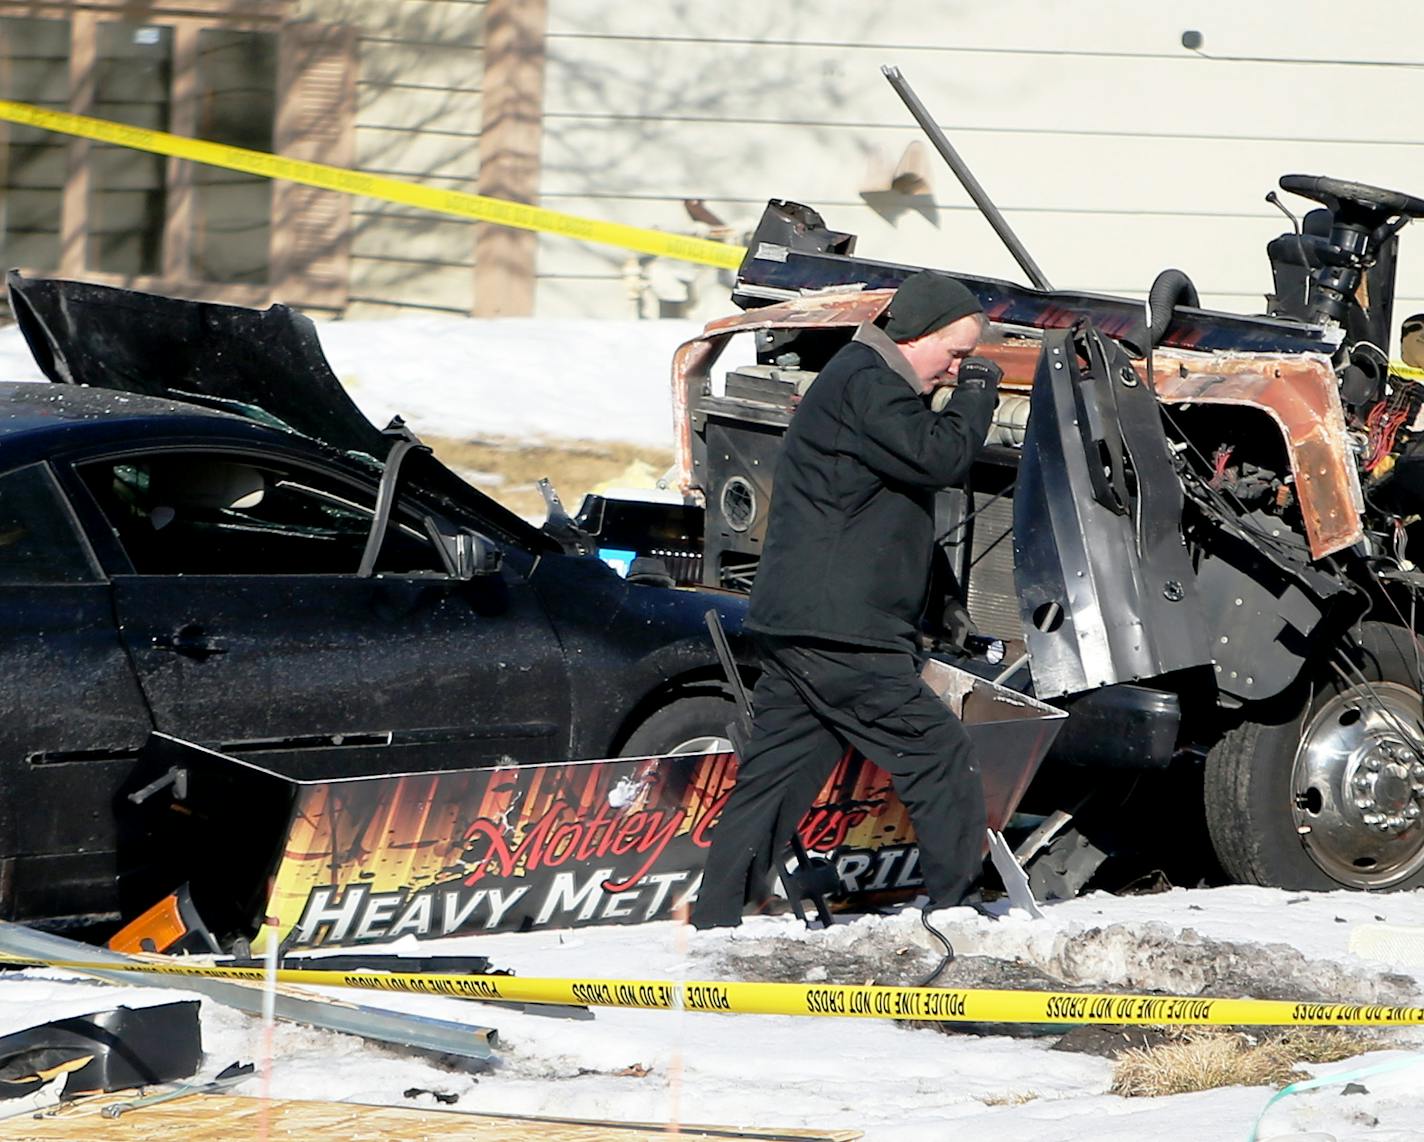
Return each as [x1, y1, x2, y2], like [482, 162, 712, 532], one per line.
[672, 291, 894, 496]
[975, 343, 1361, 559]
[1149, 351, 1364, 559]
[673, 301, 1362, 560]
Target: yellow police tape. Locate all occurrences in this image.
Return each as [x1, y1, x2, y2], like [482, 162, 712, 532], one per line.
[0, 99, 746, 271]
[12, 957, 1424, 1027]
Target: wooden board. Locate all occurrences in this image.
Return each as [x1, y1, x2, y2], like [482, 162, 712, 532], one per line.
[1, 1092, 862, 1141]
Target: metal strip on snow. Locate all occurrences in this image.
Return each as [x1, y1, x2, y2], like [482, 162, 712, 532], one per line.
[0, 922, 497, 1062]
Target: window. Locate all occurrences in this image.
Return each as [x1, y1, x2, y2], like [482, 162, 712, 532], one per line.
[0, 16, 69, 269]
[78, 452, 446, 577]
[193, 30, 278, 283]
[0, 4, 352, 308]
[0, 464, 99, 584]
[89, 21, 173, 276]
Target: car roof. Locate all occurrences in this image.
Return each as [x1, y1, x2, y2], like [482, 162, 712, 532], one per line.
[0, 381, 555, 552]
[0, 380, 261, 439]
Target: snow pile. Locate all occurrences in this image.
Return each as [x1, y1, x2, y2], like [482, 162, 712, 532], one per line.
[316, 316, 705, 449]
[0, 315, 705, 449]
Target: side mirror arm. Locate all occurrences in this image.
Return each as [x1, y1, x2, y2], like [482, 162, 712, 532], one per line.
[424, 518, 503, 580]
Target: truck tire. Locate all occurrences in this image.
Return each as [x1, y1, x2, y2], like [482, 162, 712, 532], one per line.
[619, 694, 737, 758]
[1205, 621, 1424, 891]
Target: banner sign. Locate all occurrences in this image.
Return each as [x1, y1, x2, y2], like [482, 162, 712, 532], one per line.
[134, 662, 1063, 950]
[268, 750, 919, 949]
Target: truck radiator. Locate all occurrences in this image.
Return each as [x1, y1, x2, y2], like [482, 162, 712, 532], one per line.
[964, 492, 1022, 640]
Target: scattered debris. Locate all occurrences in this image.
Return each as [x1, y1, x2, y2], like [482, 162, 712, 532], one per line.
[402, 1086, 459, 1105]
[575, 1063, 652, 1078]
[0, 1001, 200, 1100]
[0, 921, 497, 1065]
[100, 1061, 253, 1119]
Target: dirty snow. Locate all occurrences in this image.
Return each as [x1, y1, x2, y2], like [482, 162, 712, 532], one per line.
[2, 316, 1424, 1139]
[10, 889, 1424, 1141]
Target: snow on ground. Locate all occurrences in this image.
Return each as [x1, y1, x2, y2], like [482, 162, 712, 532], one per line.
[314, 316, 706, 449]
[9, 888, 1424, 1141]
[3, 315, 1424, 1138]
[0, 315, 708, 449]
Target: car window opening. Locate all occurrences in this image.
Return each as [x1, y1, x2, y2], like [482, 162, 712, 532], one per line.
[80, 454, 445, 576]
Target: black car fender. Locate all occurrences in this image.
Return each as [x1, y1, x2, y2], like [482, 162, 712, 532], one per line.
[528, 553, 753, 758]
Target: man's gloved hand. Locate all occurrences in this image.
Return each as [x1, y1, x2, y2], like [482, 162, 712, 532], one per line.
[955, 356, 1002, 394]
[939, 594, 979, 651]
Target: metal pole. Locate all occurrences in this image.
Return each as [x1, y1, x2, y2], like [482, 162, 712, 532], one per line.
[881, 65, 1054, 292]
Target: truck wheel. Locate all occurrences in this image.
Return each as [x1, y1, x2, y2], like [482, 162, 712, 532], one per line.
[619, 694, 737, 758]
[1205, 622, 1424, 891]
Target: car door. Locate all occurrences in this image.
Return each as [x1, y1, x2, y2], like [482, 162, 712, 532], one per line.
[66, 444, 573, 779]
[0, 462, 154, 920]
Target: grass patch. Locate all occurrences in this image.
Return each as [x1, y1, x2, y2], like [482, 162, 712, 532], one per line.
[422, 434, 675, 521]
[981, 1090, 1039, 1106]
[1111, 1027, 1373, 1098]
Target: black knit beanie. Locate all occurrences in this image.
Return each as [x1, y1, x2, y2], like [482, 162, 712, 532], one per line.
[883, 271, 982, 341]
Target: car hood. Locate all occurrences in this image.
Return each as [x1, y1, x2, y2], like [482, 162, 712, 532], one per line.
[5, 271, 556, 552]
[7, 270, 395, 459]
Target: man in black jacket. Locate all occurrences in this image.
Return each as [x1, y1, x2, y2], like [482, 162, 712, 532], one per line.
[692, 271, 1001, 929]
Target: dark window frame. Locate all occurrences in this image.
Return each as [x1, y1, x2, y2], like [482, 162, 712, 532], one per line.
[0, 461, 104, 585]
[66, 443, 461, 580]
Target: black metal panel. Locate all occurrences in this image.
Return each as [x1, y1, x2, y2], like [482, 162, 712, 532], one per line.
[699, 415, 787, 591]
[1013, 325, 1213, 698]
[1046, 684, 1181, 770]
[7, 270, 391, 458]
[1185, 507, 1358, 701]
[734, 208, 1340, 355]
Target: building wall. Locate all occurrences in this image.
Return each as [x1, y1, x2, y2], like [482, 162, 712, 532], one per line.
[298, 0, 487, 317]
[4, 2, 1422, 332]
[537, 1, 1424, 334]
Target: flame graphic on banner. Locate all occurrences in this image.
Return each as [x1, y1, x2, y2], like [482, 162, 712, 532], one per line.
[263, 748, 916, 943]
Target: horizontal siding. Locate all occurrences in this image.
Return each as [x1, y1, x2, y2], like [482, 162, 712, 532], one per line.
[354, 124, 479, 180]
[301, 0, 486, 48]
[534, 274, 649, 320]
[347, 254, 472, 309]
[356, 84, 481, 128]
[309, 0, 486, 315]
[535, 1, 1424, 326]
[287, 0, 1424, 327]
[540, 120, 1424, 213]
[350, 214, 473, 261]
[540, 38, 1424, 145]
[547, 0, 1424, 64]
[357, 40, 485, 91]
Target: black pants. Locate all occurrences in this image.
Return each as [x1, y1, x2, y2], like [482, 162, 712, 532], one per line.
[692, 636, 986, 929]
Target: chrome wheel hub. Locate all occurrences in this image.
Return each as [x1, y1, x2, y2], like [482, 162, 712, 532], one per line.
[1292, 681, 1424, 887]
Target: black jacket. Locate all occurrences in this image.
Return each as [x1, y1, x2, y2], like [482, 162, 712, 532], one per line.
[745, 325, 997, 651]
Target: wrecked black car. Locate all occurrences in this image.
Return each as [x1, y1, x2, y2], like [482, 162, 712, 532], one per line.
[588, 173, 1424, 896]
[0, 271, 750, 925]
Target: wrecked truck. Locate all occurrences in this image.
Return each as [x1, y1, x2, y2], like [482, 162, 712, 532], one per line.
[578, 174, 1424, 896]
